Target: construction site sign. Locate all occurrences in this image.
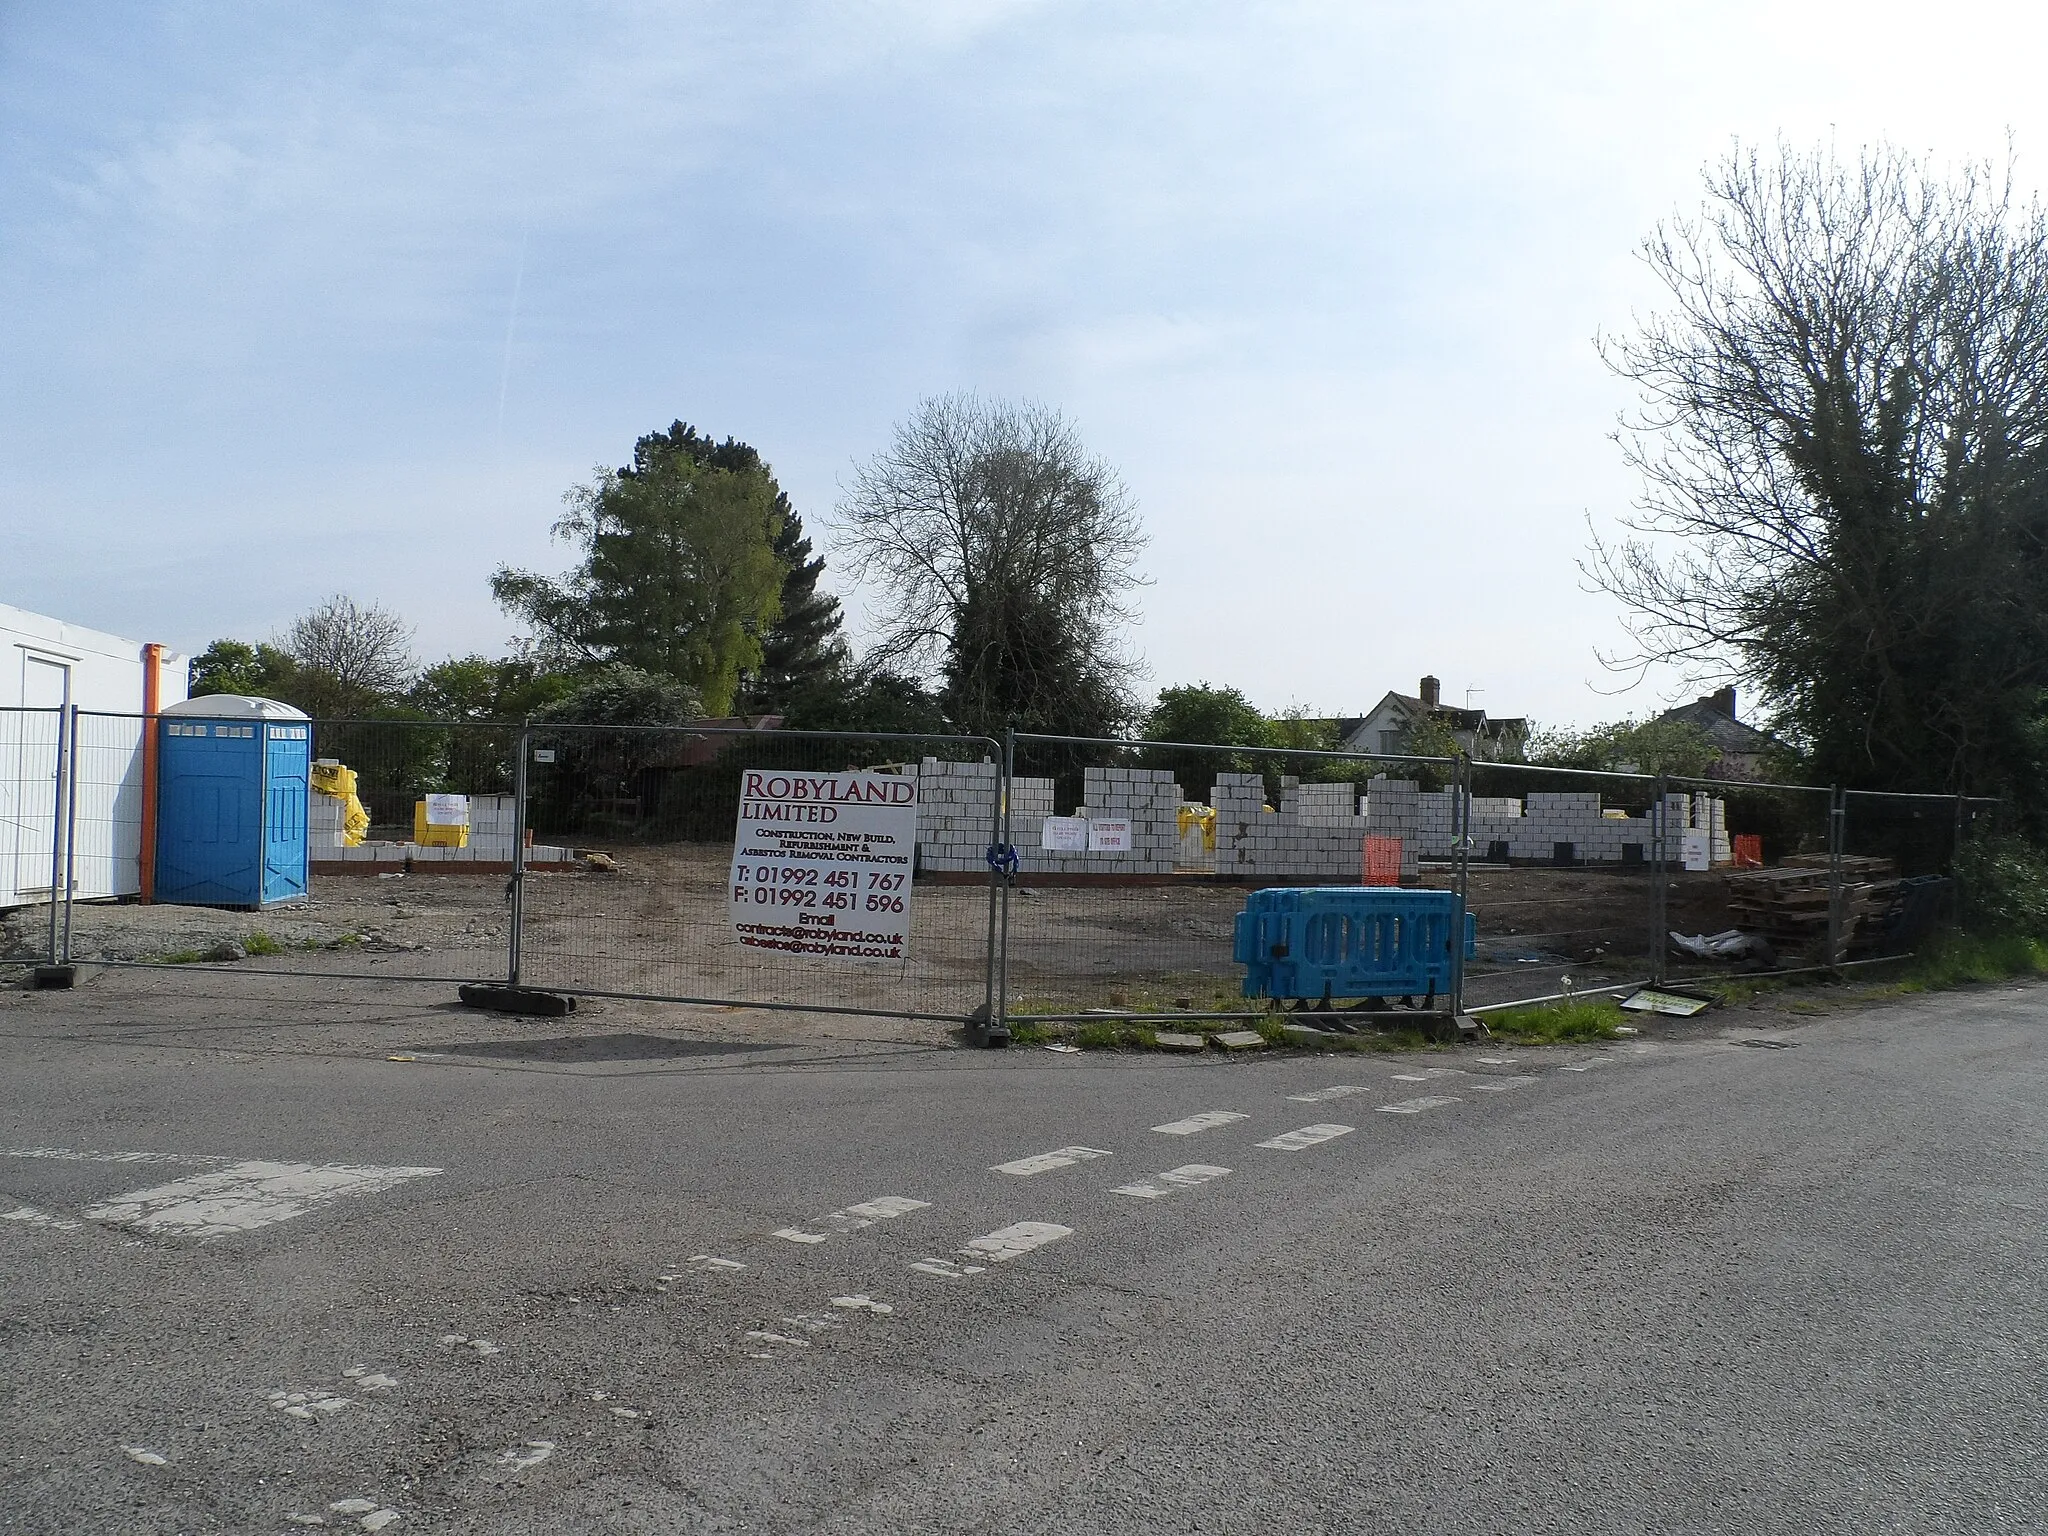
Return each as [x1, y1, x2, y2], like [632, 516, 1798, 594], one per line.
[728, 770, 918, 960]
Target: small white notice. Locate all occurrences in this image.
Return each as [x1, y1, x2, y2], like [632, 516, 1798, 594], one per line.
[1087, 817, 1131, 853]
[1680, 829, 1712, 872]
[424, 793, 469, 827]
[1041, 816, 1089, 852]
[729, 770, 918, 961]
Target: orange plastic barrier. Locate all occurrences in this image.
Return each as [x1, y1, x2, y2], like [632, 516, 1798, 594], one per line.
[1361, 835, 1404, 886]
[1732, 833, 1763, 868]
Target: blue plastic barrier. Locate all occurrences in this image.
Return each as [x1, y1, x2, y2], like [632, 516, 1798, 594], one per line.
[1234, 887, 1475, 1002]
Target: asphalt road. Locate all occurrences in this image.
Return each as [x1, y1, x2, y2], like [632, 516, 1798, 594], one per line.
[3, 972, 2045, 1534]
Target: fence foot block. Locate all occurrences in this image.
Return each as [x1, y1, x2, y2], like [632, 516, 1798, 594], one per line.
[457, 984, 577, 1017]
[30, 965, 76, 990]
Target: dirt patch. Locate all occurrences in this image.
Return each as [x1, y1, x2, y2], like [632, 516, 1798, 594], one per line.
[5, 847, 1750, 1023]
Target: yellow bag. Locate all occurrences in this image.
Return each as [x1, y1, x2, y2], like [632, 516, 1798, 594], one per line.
[311, 760, 370, 847]
[1177, 802, 1217, 852]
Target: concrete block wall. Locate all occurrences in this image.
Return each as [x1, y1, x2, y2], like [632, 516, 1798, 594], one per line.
[1213, 773, 1371, 883]
[1364, 779, 1723, 865]
[915, 760, 1184, 874]
[313, 790, 570, 866]
[912, 758, 1003, 873]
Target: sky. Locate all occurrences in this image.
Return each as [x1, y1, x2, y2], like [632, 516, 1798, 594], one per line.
[5, 1, 2047, 730]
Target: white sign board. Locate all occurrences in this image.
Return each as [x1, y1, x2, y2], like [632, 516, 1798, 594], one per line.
[1087, 817, 1132, 853]
[728, 770, 918, 961]
[424, 793, 470, 827]
[1680, 829, 1712, 872]
[1041, 815, 1089, 852]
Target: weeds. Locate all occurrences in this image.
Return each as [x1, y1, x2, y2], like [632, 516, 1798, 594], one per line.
[243, 930, 283, 956]
[1482, 999, 1624, 1043]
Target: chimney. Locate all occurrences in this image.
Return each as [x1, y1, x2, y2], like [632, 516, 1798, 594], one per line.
[1420, 675, 1441, 709]
[1706, 685, 1736, 719]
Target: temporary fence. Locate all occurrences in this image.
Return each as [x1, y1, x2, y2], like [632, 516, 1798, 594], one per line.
[0, 705, 2007, 1038]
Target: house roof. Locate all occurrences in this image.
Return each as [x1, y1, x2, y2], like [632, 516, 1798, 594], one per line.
[1658, 698, 1779, 754]
[1346, 692, 1526, 743]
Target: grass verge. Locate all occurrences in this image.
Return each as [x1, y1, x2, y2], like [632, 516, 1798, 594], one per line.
[1481, 999, 1625, 1044]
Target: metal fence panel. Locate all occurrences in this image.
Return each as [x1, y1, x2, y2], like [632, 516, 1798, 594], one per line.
[0, 707, 66, 963]
[998, 732, 1464, 1024]
[513, 725, 1004, 1023]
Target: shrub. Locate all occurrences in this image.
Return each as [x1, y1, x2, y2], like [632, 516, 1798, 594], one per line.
[1955, 833, 2048, 936]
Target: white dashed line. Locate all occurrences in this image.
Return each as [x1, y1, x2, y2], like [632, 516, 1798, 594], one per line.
[4, 1147, 231, 1166]
[1255, 1124, 1355, 1151]
[1476, 1056, 1517, 1065]
[744, 1330, 811, 1349]
[121, 1445, 168, 1466]
[2, 1204, 81, 1232]
[1378, 1096, 1461, 1114]
[1558, 1063, 1603, 1073]
[1287, 1085, 1369, 1103]
[1470, 1077, 1536, 1092]
[914, 1221, 1074, 1277]
[992, 1146, 1112, 1176]
[83, 1162, 441, 1237]
[1112, 1164, 1232, 1199]
[1152, 1111, 1250, 1135]
[830, 1294, 894, 1314]
[774, 1195, 929, 1244]
[497, 1441, 555, 1471]
[1391, 1068, 1465, 1082]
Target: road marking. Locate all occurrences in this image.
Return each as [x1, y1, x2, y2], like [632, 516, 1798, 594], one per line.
[83, 1161, 441, 1238]
[3, 1147, 232, 1166]
[361, 1512, 401, 1533]
[775, 1195, 929, 1244]
[831, 1294, 893, 1314]
[1112, 1164, 1231, 1199]
[1390, 1068, 1465, 1082]
[2, 1204, 81, 1232]
[1255, 1124, 1354, 1151]
[993, 1146, 1112, 1176]
[437, 1333, 500, 1356]
[780, 1311, 844, 1335]
[1152, 1111, 1249, 1135]
[342, 1365, 398, 1390]
[1470, 1077, 1536, 1093]
[1287, 1085, 1368, 1103]
[121, 1445, 168, 1466]
[687, 1255, 745, 1271]
[914, 1221, 1074, 1277]
[1378, 1096, 1461, 1114]
[267, 1388, 352, 1419]
[1476, 1056, 1517, 1065]
[1558, 1062, 1603, 1072]
[497, 1441, 554, 1471]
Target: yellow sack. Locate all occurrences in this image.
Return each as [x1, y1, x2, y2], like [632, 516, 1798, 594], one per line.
[1177, 802, 1217, 852]
[311, 760, 370, 847]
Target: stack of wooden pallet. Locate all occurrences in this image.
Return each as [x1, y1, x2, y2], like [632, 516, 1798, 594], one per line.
[1722, 855, 1901, 959]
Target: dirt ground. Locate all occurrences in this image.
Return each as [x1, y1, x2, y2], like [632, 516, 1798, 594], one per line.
[2, 846, 1747, 1024]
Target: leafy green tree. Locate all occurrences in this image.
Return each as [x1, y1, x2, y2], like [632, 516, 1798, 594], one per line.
[1527, 717, 1718, 778]
[1139, 683, 1272, 796]
[190, 639, 299, 700]
[1591, 141, 2048, 822]
[778, 667, 948, 737]
[492, 425, 787, 715]
[408, 654, 578, 723]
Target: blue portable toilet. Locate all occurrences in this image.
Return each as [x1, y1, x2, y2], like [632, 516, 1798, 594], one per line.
[155, 695, 312, 909]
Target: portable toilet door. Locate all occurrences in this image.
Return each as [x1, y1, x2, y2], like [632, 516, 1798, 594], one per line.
[155, 696, 311, 909]
[261, 721, 311, 903]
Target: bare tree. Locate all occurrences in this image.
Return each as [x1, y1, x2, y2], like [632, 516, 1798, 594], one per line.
[1589, 140, 2048, 806]
[834, 394, 1148, 736]
[283, 594, 417, 705]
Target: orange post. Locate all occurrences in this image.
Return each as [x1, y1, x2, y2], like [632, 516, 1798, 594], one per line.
[138, 643, 162, 903]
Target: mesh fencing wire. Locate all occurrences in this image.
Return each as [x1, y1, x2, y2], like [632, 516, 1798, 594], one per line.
[1659, 776, 1834, 983]
[998, 733, 1461, 1024]
[514, 725, 1004, 1022]
[10, 701, 2012, 1022]
[0, 707, 66, 963]
[1455, 759, 1671, 1011]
